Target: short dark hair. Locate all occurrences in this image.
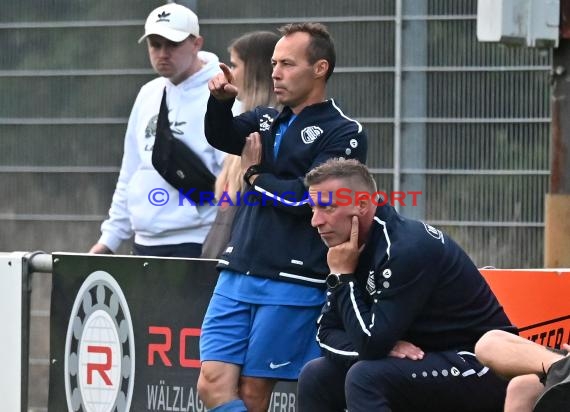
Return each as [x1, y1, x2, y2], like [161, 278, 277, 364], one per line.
[305, 158, 377, 192]
[278, 22, 336, 81]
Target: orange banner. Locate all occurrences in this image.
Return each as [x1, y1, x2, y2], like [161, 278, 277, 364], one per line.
[480, 269, 570, 348]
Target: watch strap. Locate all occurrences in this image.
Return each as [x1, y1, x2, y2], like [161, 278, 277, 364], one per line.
[243, 164, 261, 185]
[326, 273, 356, 289]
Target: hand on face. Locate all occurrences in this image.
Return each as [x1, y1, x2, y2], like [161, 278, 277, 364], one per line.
[208, 62, 239, 100]
[327, 215, 361, 274]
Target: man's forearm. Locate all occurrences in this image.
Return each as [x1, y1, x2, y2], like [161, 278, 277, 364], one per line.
[204, 96, 243, 155]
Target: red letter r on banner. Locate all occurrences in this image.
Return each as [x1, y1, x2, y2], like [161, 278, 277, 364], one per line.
[87, 345, 112, 385]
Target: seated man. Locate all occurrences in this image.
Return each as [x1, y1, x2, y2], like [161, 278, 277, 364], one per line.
[475, 329, 570, 412]
[298, 158, 516, 412]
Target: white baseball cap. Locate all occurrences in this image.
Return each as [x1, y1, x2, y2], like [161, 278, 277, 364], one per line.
[138, 3, 200, 44]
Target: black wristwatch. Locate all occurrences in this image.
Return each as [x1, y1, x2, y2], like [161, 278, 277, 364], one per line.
[243, 164, 261, 186]
[326, 273, 355, 289]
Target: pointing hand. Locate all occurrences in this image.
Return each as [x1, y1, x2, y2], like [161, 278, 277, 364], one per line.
[208, 62, 239, 100]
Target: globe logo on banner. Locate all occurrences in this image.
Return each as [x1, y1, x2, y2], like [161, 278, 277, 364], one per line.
[64, 271, 135, 412]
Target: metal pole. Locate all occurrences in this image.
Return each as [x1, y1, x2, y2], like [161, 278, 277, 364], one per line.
[400, 0, 427, 219]
[21, 252, 51, 411]
[393, 0, 403, 212]
[545, 0, 570, 267]
[26, 252, 52, 273]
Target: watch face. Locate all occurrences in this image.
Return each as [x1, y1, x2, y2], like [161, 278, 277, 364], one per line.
[326, 273, 340, 288]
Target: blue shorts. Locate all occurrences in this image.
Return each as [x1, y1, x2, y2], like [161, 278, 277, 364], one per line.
[200, 293, 322, 379]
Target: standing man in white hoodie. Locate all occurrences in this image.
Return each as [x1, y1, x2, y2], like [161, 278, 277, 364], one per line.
[90, 2, 225, 257]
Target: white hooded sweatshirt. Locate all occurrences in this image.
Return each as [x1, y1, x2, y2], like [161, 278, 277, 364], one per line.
[98, 51, 225, 251]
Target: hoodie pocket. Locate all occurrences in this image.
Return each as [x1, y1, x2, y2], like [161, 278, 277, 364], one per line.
[126, 169, 202, 236]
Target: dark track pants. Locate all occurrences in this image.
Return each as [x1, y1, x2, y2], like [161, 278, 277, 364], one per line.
[298, 350, 507, 412]
[133, 242, 202, 258]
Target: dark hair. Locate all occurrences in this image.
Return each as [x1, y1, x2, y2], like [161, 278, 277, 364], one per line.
[278, 22, 336, 81]
[229, 31, 279, 111]
[305, 158, 377, 192]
